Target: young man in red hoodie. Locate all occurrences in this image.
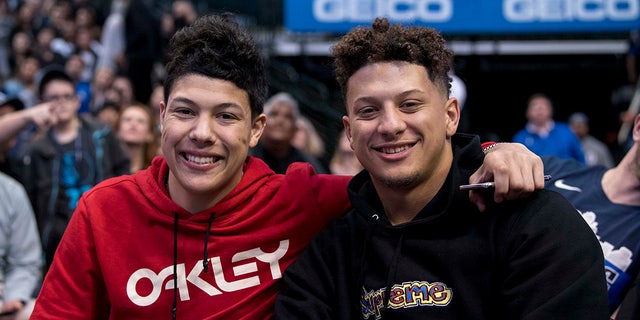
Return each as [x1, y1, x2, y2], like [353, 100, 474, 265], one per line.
[31, 13, 546, 319]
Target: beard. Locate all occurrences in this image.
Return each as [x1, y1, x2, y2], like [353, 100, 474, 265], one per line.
[374, 170, 422, 190]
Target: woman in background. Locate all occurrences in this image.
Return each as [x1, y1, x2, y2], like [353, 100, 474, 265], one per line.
[116, 103, 159, 173]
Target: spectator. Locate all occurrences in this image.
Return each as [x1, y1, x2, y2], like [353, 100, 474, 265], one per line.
[274, 17, 608, 319]
[542, 113, 640, 318]
[16, 67, 129, 272]
[32, 26, 65, 70]
[111, 74, 134, 106]
[569, 111, 615, 168]
[3, 53, 39, 108]
[512, 93, 586, 162]
[88, 65, 115, 113]
[116, 103, 159, 173]
[64, 53, 91, 114]
[94, 99, 120, 131]
[29, 13, 545, 319]
[329, 129, 362, 176]
[121, 0, 161, 104]
[250, 91, 328, 174]
[0, 0, 16, 79]
[291, 115, 326, 161]
[0, 171, 43, 320]
[0, 97, 30, 179]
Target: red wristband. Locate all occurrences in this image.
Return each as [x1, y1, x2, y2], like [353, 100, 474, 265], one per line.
[481, 141, 497, 153]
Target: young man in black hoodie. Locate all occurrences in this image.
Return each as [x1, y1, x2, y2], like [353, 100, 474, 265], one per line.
[274, 18, 609, 319]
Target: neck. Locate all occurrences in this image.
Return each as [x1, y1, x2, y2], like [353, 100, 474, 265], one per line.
[123, 142, 146, 173]
[53, 117, 80, 144]
[376, 160, 451, 226]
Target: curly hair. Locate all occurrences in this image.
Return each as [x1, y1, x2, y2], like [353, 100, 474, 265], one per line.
[163, 13, 267, 118]
[332, 17, 453, 101]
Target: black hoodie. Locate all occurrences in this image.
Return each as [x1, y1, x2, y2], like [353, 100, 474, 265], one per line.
[274, 133, 609, 320]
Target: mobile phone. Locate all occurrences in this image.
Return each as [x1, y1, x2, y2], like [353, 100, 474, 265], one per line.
[459, 175, 551, 190]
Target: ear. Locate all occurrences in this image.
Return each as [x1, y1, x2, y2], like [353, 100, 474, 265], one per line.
[160, 100, 167, 122]
[249, 113, 267, 148]
[445, 97, 460, 137]
[342, 115, 354, 149]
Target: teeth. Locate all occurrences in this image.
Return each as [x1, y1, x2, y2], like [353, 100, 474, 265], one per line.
[381, 145, 410, 154]
[186, 154, 216, 164]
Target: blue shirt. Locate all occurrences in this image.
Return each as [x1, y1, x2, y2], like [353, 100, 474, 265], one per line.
[543, 155, 640, 312]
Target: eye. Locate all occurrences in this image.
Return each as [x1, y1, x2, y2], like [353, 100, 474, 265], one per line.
[173, 107, 195, 118]
[399, 100, 421, 112]
[218, 112, 239, 121]
[356, 106, 377, 118]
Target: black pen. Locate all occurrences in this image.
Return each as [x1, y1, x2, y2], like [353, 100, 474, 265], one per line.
[459, 175, 552, 190]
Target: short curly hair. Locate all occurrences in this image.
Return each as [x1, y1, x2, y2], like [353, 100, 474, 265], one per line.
[332, 17, 452, 102]
[163, 13, 267, 118]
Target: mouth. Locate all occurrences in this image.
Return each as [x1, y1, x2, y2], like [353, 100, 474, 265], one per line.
[376, 143, 416, 154]
[181, 153, 220, 164]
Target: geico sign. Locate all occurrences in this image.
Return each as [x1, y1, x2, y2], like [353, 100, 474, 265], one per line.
[313, 0, 453, 22]
[504, 0, 639, 22]
[312, 0, 638, 23]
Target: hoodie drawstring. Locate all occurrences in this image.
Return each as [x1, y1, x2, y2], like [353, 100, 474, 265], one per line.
[382, 233, 404, 316]
[172, 213, 178, 320]
[203, 212, 214, 272]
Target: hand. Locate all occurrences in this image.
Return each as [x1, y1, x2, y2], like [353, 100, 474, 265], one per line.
[0, 299, 24, 318]
[26, 102, 57, 132]
[468, 142, 545, 212]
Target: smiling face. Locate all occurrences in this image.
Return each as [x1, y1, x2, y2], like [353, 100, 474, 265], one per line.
[343, 61, 459, 191]
[160, 74, 266, 212]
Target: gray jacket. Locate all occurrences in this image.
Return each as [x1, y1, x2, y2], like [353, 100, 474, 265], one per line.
[0, 172, 42, 302]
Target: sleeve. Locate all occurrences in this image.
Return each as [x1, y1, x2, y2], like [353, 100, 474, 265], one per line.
[30, 196, 109, 319]
[3, 178, 43, 303]
[500, 191, 609, 319]
[274, 219, 359, 319]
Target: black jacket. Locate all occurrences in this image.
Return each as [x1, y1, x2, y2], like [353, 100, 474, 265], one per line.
[17, 116, 130, 269]
[275, 133, 609, 319]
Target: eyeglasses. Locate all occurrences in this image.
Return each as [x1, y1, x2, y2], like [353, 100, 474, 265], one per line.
[42, 93, 77, 103]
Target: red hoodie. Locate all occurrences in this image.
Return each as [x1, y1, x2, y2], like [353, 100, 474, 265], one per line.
[31, 156, 351, 319]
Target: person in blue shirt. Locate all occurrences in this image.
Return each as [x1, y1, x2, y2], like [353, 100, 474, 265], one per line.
[544, 113, 640, 318]
[513, 93, 586, 163]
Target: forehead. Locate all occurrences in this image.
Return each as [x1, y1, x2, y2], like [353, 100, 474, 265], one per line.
[43, 79, 74, 94]
[169, 74, 251, 110]
[121, 106, 148, 118]
[268, 101, 294, 114]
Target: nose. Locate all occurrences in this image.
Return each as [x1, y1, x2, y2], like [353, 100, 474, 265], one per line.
[377, 105, 406, 137]
[189, 116, 215, 145]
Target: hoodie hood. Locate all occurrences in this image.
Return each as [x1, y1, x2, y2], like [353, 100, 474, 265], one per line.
[136, 155, 274, 222]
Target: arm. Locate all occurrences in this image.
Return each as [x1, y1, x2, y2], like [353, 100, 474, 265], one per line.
[1, 175, 43, 316]
[469, 142, 545, 212]
[501, 192, 609, 319]
[30, 197, 108, 319]
[0, 103, 56, 145]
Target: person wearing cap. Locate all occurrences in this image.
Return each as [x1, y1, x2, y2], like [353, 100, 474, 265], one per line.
[0, 96, 52, 179]
[569, 111, 616, 168]
[13, 67, 130, 273]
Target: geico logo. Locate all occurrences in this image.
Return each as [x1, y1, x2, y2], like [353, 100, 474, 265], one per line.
[126, 240, 289, 306]
[313, 0, 453, 22]
[504, 0, 639, 22]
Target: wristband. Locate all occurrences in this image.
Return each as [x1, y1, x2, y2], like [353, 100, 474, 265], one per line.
[481, 141, 498, 154]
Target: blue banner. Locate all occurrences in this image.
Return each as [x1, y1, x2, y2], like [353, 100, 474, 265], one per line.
[285, 0, 640, 34]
